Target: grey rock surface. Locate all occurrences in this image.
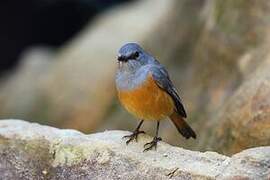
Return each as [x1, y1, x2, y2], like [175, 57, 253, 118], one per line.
[0, 120, 269, 180]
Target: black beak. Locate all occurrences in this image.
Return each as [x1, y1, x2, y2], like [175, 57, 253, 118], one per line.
[117, 55, 127, 62]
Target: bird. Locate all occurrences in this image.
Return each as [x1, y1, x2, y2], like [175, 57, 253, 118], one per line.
[115, 42, 196, 151]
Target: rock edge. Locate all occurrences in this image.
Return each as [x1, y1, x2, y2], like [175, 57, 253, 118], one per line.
[0, 120, 269, 180]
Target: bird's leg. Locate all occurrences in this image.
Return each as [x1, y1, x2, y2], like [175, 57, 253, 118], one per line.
[123, 120, 145, 145]
[143, 121, 162, 152]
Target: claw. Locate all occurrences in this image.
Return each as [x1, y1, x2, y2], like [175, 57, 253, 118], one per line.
[143, 142, 151, 148]
[143, 136, 162, 152]
[122, 130, 145, 145]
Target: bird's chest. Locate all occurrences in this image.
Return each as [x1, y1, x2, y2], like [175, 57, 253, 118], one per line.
[117, 75, 174, 120]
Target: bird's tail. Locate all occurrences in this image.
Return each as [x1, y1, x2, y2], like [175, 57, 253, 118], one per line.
[169, 111, 196, 139]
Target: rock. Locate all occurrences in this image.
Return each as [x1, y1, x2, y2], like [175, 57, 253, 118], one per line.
[191, 0, 270, 154]
[218, 147, 270, 179]
[182, 0, 270, 153]
[204, 54, 270, 155]
[0, 120, 269, 179]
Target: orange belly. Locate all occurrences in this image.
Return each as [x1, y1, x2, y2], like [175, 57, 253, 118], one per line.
[118, 74, 174, 120]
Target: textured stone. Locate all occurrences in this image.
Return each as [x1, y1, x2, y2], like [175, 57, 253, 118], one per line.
[0, 0, 270, 157]
[0, 120, 269, 179]
[184, 0, 270, 153]
[205, 54, 270, 155]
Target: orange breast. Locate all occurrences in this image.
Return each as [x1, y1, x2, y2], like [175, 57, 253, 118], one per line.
[118, 74, 174, 120]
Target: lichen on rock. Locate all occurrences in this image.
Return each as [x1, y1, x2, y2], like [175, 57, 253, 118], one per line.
[0, 120, 269, 179]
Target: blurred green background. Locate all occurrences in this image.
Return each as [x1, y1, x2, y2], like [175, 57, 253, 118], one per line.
[0, 0, 270, 155]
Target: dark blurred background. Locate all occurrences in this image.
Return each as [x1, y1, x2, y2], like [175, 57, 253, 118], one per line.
[0, 0, 269, 156]
[0, 0, 133, 75]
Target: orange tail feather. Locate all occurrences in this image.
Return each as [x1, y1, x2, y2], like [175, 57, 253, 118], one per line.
[169, 112, 196, 139]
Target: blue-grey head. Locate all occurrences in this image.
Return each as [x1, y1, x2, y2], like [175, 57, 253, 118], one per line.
[117, 43, 156, 73]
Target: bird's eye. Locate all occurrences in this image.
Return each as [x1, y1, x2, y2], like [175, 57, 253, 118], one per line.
[134, 51, 139, 59]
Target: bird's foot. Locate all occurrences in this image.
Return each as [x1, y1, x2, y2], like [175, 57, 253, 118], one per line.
[123, 130, 145, 145]
[143, 136, 162, 152]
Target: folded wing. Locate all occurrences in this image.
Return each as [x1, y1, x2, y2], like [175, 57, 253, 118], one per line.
[150, 66, 187, 118]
